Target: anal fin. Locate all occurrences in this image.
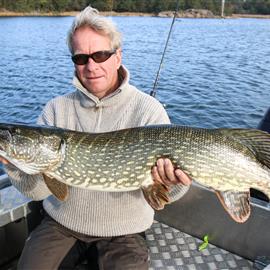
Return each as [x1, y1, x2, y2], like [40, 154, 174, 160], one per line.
[43, 174, 69, 201]
[216, 190, 250, 223]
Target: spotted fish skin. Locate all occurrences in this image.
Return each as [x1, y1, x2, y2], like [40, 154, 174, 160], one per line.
[0, 123, 270, 222]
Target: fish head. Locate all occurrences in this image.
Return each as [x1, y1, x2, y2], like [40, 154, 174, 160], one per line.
[0, 129, 12, 153]
[0, 124, 63, 174]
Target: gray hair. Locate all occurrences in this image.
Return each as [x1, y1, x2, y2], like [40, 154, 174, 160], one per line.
[67, 6, 122, 54]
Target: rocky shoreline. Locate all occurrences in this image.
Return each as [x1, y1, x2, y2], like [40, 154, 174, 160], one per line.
[0, 9, 269, 19]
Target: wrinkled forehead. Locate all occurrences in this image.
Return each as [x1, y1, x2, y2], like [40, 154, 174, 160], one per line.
[72, 26, 113, 53]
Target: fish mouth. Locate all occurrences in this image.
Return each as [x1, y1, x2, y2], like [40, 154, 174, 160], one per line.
[0, 149, 8, 162]
[0, 142, 6, 152]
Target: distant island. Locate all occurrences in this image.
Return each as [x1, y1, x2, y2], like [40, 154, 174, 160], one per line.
[0, 9, 270, 19]
[0, 0, 270, 18]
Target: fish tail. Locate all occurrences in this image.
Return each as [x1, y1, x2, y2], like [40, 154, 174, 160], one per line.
[141, 182, 170, 210]
[219, 128, 270, 168]
[219, 128, 270, 200]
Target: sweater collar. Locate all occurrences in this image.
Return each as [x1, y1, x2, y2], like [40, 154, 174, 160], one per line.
[73, 65, 132, 108]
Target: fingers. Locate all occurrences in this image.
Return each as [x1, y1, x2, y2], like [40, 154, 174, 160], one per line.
[160, 158, 178, 185]
[151, 158, 191, 186]
[151, 165, 164, 185]
[175, 169, 192, 185]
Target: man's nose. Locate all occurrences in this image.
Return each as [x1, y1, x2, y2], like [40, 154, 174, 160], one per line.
[85, 57, 99, 70]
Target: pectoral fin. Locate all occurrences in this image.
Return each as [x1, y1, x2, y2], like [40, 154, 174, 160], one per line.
[215, 190, 250, 223]
[43, 174, 69, 201]
[142, 182, 170, 210]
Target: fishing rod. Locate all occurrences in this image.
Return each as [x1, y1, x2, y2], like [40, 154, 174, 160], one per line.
[150, 0, 180, 98]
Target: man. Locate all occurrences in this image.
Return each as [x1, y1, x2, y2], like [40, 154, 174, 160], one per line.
[258, 107, 270, 133]
[0, 6, 191, 270]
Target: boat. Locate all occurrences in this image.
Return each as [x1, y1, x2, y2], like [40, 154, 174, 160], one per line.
[1, 172, 269, 269]
[0, 1, 269, 268]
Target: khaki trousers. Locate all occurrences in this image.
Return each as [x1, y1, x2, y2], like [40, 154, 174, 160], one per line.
[18, 214, 149, 270]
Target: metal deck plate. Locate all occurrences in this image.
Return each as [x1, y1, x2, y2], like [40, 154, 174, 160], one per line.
[0, 183, 256, 269]
[154, 184, 270, 261]
[0, 186, 31, 227]
[147, 221, 254, 270]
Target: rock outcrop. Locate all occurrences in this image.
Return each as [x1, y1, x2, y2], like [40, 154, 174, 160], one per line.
[158, 9, 215, 18]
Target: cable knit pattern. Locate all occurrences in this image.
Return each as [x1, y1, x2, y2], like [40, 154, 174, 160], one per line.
[5, 65, 174, 236]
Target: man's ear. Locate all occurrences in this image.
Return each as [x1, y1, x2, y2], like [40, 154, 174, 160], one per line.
[115, 48, 122, 69]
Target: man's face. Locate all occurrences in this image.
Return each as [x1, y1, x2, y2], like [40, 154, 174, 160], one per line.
[72, 26, 121, 99]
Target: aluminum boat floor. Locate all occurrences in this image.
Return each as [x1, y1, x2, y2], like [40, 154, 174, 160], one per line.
[147, 221, 253, 270]
[1, 184, 254, 269]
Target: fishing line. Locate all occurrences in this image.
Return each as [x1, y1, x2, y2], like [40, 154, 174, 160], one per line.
[150, 0, 180, 98]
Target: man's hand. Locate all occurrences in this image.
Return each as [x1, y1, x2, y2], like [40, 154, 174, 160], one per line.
[151, 158, 191, 186]
[0, 157, 9, 165]
[145, 158, 191, 210]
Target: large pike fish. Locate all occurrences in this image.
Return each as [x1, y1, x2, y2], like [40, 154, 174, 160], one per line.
[0, 122, 270, 223]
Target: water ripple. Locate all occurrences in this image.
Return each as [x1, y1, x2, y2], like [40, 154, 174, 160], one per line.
[0, 17, 270, 128]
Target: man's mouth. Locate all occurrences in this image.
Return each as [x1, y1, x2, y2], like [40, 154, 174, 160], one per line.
[87, 75, 103, 80]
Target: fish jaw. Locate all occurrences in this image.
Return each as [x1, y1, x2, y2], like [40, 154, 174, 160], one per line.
[0, 126, 65, 175]
[0, 128, 41, 174]
[0, 143, 64, 175]
[0, 150, 42, 174]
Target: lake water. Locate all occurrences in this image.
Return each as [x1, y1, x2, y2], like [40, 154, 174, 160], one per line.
[0, 16, 270, 128]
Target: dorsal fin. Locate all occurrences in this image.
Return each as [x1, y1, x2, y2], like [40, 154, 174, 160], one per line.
[218, 128, 270, 168]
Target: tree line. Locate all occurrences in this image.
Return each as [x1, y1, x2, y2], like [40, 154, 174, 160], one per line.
[0, 0, 270, 15]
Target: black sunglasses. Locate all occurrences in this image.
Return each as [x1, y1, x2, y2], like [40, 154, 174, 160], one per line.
[71, 50, 116, 65]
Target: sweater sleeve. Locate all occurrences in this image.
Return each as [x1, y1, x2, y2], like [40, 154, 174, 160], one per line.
[137, 94, 171, 126]
[4, 103, 55, 200]
[146, 103, 170, 125]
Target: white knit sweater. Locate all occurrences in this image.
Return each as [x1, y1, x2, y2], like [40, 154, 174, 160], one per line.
[5, 65, 173, 236]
